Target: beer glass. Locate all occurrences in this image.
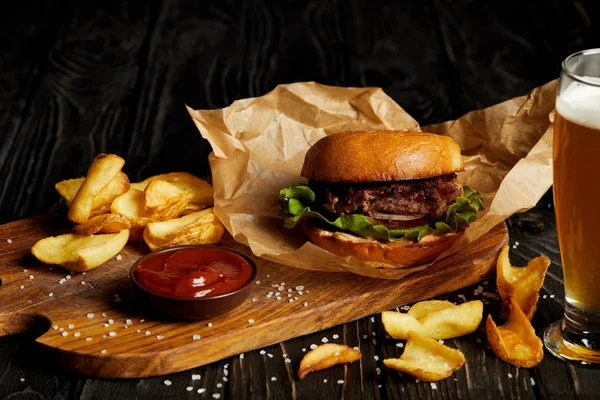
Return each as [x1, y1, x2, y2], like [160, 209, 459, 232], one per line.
[544, 49, 600, 364]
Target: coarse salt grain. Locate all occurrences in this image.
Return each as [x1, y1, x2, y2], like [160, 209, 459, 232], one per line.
[321, 337, 328, 343]
[197, 388, 206, 394]
[240, 353, 244, 359]
[108, 319, 114, 324]
[508, 373, 513, 378]
[295, 285, 304, 291]
[145, 331, 151, 335]
[81, 281, 86, 285]
[370, 317, 375, 323]
[20, 378, 24, 382]
[302, 348, 306, 352]
[353, 346, 359, 350]
[208, 323, 213, 327]
[323, 379, 328, 383]
[255, 280, 261, 284]
[53, 325, 58, 330]
[212, 394, 220, 399]
[332, 334, 339, 339]
[156, 335, 164, 340]
[260, 350, 266, 355]
[102, 313, 107, 317]
[438, 339, 444, 344]
[100, 349, 107, 354]
[7, 239, 12, 243]
[29, 275, 34, 279]
[376, 367, 381, 375]
[68, 324, 74, 329]
[103, 324, 109, 328]
[337, 380, 344, 384]
[109, 332, 117, 337]
[87, 313, 94, 319]
[193, 334, 201, 340]
[303, 302, 308, 307]
[116, 255, 122, 261]
[217, 383, 223, 388]
[396, 343, 404, 348]
[86, 337, 92, 342]
[62, 332, 68, 337]
[310, 344, 317, 349]
[19, 285, 24, 290]
[271, 377, 277, 381]
[164, 380, 172, 386]
[530, 378, 536, 386]
[186, 387, 193, 392]
[126, 319, 132, 325]
[248, 319, 254, 324]
[431, 383, 437, 390]
[374, 355, 379, 361]
[267, 353, 273, 358]
[66, 275, 71, 280]
[192, 374, 201, 380]
[74, 332, 81, 337]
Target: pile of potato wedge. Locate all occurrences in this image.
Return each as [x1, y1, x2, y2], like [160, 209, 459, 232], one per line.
[377, 245, 550, 381]
[32, 153, 224, 272]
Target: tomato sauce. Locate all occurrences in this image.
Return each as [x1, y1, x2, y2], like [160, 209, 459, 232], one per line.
[133, 248, 254, 298]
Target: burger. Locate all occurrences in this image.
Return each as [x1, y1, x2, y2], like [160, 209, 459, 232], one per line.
[279, 130, 483, 267]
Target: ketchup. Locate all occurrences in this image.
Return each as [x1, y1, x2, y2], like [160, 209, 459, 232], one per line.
[134, 248, 254, 298]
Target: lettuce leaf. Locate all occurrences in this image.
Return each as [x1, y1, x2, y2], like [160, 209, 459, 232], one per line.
[279, 184, 483, 242]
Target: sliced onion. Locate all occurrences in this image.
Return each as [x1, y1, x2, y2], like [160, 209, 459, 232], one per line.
[370, 211, 425, 221]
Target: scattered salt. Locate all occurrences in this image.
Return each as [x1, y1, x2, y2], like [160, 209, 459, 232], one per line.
[109, 332, 117, 337]
[337, 380, 344, 384]
[87, 313, 94, 319]
[116, 255, 122, 261]
[193, 334, 201, 340]
[164, 380, 172, 386]
[100, 349, 107, 354]
[332, 334, 339, 339]
[192, 374, 201, 380]
[310, 344, 317, 350]
[248, 319, 254, 324]
[321, 337, 328, 343]
[7, 239, 12, 244]
[431, 383, 437, 390]
[156, 335, 164, 340]
[197, 388, 206, 394]
[74, 332, 81, 337]
[271, 377, 277, 381]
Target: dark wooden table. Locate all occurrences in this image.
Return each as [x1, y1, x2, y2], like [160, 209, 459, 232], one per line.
[1, 1, 599, 399]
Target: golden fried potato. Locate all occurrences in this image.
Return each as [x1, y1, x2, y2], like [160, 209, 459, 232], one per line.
[73, 213, 131, 235]
[31, 230, 129, 272]
[143, 208, 224, 251]
[407, 300, 455, 320]
[111, 189, 190, 241]
[55, 172, 129, 210]
[298, 344, 361, 380]
[130, 172, 213, 205]
[382, 300, 483, 340]
[486, 298, 543, 368]
[143, 180, 193, 214]
[497, 245, 550, 319]
[384, 331, 465, 382]
[67, 154, 125, 223]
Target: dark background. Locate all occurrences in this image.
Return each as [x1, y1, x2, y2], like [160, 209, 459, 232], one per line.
[1, 0, 599, 399]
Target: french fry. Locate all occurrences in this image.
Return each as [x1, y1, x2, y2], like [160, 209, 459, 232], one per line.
[67, 154, 125, 223]
[382, 300, 483, 340]
[55, 171, 129, 210]
[130, 172, 213, 205]
[143, 180, 193, 214]
[73, 213, 131, 235]
[497, 245, 550, 319]
[298, 344, 361, 379]
[486, 298, 543, 368]
[31, 230, 129, 272]
[111, 189, 190, 241]
[384, 331, 465, 382]
[143, 208, 224, 251]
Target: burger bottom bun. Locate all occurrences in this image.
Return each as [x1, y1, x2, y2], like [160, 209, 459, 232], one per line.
[302, 221, 463, 268]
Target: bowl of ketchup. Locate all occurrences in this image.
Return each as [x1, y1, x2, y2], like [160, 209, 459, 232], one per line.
[130, 245, 258, 320]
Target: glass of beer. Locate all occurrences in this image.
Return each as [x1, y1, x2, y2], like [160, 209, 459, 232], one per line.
[544, 48, 600, 365]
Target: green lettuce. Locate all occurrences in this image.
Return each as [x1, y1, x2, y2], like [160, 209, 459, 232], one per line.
[279, 184, 483, 242]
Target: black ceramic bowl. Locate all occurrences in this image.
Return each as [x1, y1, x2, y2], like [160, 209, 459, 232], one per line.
[130, 245, 258, 320]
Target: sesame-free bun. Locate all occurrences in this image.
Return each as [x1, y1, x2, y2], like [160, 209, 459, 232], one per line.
[302, 221, 463, 267]
[301, 130, 464, 182]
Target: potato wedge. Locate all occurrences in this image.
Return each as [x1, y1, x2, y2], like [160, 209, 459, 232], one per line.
[497, 245, 550, 319]
[407, 300, 455, 320]
[298, 344, 361, 380]
[486, 298, 543, 368]
[111, 189, 190, 241]
[67, 154, 125, 223]
[130, 172, 213, 205]
[382, 300, 483, 340]
[31, 230, 129, 272]
[55, 171, 129, 209]
[384, 331, 465, 382]
[143, 208, 224, 251]
[73, 213, 131, 235]
[144, 180, 193, 214]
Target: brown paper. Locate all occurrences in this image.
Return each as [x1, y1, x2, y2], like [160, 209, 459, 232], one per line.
[187, 80, 557, 279]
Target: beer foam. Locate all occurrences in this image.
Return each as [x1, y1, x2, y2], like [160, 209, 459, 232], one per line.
[556, 80, 600, 129]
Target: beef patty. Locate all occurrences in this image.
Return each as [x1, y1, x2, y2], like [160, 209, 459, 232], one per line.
[311, 174, 463, 230]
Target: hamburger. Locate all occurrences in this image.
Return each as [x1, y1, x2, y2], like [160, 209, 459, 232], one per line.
[279, 130, 483, 267]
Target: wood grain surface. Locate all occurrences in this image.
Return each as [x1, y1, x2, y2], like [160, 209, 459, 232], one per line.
[1, 0, 599, 398]
[0, 214, 507, 378]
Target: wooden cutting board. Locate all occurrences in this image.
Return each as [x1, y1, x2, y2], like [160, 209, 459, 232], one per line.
[0, 214, 508, 378]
